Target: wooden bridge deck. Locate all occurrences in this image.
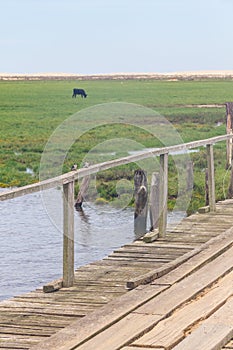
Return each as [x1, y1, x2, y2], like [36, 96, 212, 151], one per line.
[1, 199, 233, 349]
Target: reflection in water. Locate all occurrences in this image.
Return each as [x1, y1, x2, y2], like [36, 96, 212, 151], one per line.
[0, 189, 185, 301]
[75, 206, 90, 225]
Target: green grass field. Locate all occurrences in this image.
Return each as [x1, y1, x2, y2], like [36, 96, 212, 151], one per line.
[0, 78, 232, 213]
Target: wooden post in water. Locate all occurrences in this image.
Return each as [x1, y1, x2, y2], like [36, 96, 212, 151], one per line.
[63, 180, 75, 287]
[134, 169, 148, 236]
[206, 144, 216, 212]
[205, 168, 209, 207]
[149, 172, 160, 231]
[186, 160, 193, 193]
[228, 164, 233, 198]
[75, 175, 90, 209]
[158, 153, 168, 237]
[226, 102, 233, 169]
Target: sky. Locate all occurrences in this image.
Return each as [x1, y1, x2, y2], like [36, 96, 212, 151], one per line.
[1, 0, 233, 74]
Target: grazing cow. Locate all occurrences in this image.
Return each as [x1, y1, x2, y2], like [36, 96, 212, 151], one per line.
[72, 88, 87, 98]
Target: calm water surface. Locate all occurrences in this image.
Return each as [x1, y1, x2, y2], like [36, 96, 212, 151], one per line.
[0, 189, 184, 301]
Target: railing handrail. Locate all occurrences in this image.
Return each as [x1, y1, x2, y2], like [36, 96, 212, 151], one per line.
[1, 132, 233, 288]
[1, 133, 233, 202]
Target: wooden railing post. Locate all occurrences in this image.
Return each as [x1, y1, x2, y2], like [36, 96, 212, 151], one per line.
[228, 163, 233, 198]
[149, 172, 160, 231]
[159, 153, 168, 237]
[63, 180, 75, 287]
[226, 102, 233, 169]
[206, 144, 216, 212]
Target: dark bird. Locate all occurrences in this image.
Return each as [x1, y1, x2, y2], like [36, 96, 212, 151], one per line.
[71, 164, 77, 171]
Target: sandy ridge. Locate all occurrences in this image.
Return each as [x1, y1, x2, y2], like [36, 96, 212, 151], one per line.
[1, 71, 233, 81]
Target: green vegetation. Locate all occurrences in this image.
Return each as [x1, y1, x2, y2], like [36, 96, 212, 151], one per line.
[0, 78, 232, 213]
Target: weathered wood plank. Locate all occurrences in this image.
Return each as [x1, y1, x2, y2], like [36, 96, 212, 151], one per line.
[112, 245, 191, 254]
[0, 325, 57, 336]
[152, 227, 233, 286]
[74, 313, 159, 350]
[1, 200, 233, 350]
[136, 244, 233, 316]
[121, 347, 161, 350]
[29, 285, 168, 350]
[172, 297, 233, 350]
[127, 246, 202, 289]
[143, 229, 159, 242]
[223, 339, 233, 349]
[31, 246, 233, 350]
[43, 279, 63, 293]
[133, 270, 233, 349]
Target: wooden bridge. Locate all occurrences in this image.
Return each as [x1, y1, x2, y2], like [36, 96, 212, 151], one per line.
[1, 133, 233, 349]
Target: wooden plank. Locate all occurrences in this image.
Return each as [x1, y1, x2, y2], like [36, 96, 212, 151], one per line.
[172, 297, 233, 350]
[0, 325, 57, 336]
[121, 347, 162, 350]
[74, 313, 159, 350]
[153, 227, 233, 286]
[0, 334, 46, 344]
[91, 259, 164, 268]
[223, 339, 233, 349]
[113, 244, 192, 253]
[198, 205, 210, 213]
[127, 222, 233, 290]
[126, 246, 202, 289]
[143, 229, 159, 242]
[121, 346, 159, 350]
[1, 200, 233, 349]
[0, 317, 71, 328]
[136, 244, 233, 316]
[29, 284, 168, 350]
[43, 279, 63, 293]
[108, 251, 183, 259]
[0, 304, 93, 317]
[133, 269, 233, 349]
[105, 256, 172, 263]
[0, 342, 30, 349]
[175, 324, 233, 350]
[31, 246, 233, 350]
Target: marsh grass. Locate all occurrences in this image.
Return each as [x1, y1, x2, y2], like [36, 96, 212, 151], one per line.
[0, 79, 232, 213]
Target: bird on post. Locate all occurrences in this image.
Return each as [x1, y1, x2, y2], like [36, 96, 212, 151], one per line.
[71, 164, 77, 171]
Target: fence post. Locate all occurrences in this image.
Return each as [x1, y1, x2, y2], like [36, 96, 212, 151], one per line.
[228, 163, 233, 198]
[75, 175, 90, 209]
[149, 172, 160, 231]
[134, 169, 148, 236]
[226, 102, 233, 169]
[206, 144, 216, 212]
[159, 153, 168, 237]
[63, 180, 75, 287]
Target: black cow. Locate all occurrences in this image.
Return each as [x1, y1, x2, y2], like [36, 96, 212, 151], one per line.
[72, 88, 87, 98]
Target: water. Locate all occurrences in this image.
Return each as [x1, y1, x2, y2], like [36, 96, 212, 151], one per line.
[0, 189, 185, 301]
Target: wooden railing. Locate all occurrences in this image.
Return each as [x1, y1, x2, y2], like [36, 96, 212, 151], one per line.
[1, 133, 233, 287]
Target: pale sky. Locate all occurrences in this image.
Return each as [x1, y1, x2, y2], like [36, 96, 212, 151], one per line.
[1, 0, 232, 74]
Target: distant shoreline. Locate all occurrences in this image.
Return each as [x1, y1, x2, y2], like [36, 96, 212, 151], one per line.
[1, 71, 233, 81]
